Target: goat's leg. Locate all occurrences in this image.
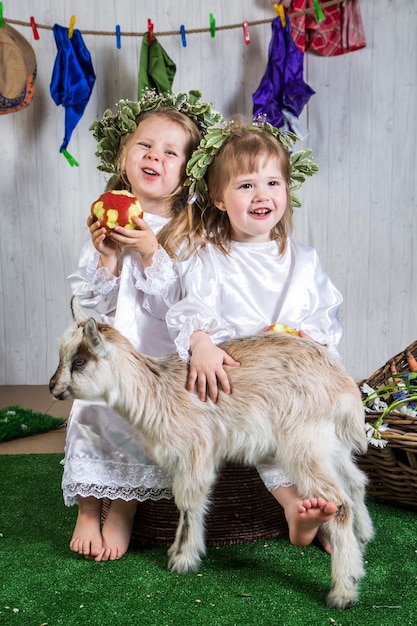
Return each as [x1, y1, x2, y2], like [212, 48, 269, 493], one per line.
[324, 505, 365, 609]
[167, 468, 215, 573]
[335, 454, 374, 549]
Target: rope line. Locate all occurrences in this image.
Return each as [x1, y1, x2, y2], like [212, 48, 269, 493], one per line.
[5, 1, 345, 38]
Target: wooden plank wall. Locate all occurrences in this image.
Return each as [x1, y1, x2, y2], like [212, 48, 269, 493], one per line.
[1, 0, 416, 385]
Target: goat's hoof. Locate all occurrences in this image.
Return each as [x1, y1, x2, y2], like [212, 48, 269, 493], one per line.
[326, 590, 357, 610]
[167, 552, 200, 573]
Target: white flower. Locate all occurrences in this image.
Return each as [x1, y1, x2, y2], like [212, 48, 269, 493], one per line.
[6, 410, 16, 415]
[20, 424, 28, 430]
[365, 422, 389, 448]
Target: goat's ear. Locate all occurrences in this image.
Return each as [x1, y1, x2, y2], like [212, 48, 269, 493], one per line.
[84, 318, 108, 358]
[71, 296, 88, 324]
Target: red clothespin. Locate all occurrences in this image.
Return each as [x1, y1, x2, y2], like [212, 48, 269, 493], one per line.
[180, 24, 187, 47]
[243, 21, 250, 45]
[30, 16, 40, 40]
[147, 18, 154, 44]
[68, 15, 76, 39]
[115, 24, 121, 49]
[273, 4, 286, 28]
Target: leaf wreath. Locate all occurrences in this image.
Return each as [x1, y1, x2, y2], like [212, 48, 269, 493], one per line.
[90, 89, 224, 175]
[185, 119, 319, 208]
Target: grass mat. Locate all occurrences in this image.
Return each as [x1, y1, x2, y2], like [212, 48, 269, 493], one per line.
[0, 454, 416, 626]
[0, 406, 65, 442]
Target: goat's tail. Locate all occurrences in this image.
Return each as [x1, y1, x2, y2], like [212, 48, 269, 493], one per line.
[334, 392, 367, 455]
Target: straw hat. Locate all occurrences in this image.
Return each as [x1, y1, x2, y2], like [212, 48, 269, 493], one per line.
[0, 23, 37, 115]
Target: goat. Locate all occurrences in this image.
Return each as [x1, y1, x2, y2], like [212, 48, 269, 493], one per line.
[50, 297, 373, 609]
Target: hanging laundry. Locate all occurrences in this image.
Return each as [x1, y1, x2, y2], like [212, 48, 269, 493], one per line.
[138, 34, 176, 97]
[50, 24, 96, 152]
[288, 0, 366, 56]
[252, 17, 314, 135]
[0, 23, 37, 115]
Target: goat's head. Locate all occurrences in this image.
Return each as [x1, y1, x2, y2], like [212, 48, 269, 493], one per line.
[49, 297, 115, 403]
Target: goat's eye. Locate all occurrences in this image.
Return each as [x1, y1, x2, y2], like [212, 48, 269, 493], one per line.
[72, 358, 85, 368]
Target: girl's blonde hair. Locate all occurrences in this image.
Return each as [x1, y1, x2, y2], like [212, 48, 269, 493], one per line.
[204, 124, 293, 255]
[108, 107, 204, 259]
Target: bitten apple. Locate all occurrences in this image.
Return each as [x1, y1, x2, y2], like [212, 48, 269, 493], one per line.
[91, 190, 143, 232]
[264, 323, 299, 336]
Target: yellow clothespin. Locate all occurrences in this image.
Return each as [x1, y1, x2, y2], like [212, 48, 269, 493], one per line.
[273, 4, 286, 28]
[68, 15, 76, 39]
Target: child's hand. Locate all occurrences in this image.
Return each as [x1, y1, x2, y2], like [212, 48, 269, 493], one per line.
[109, 216, 159, 268]
[87, 215, 118, 258]
[188, 331, 240, 403]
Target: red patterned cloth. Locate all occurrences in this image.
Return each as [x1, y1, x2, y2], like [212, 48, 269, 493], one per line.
[289, 0, 366, 56]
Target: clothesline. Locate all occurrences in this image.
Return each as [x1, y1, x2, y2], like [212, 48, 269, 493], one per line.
[6, 0, 345, 38]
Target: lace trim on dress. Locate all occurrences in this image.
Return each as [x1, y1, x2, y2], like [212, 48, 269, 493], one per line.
[255, 464, 294, 492]
[132, 246, 176, 295]
[86, 251, 120, 295]
[63, 483, 173, 506]
[61, 458, 174, 506]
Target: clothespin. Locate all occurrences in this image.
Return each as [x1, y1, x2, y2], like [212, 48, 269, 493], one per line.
[243, 21, 250, 46]
[61, 149, 79, 167]
[209, 13, 216, 38]
[147, 18, 154, 44]
[115, 24, 121, 49]
[30, 16, 40, 40]
[68, 15, 76, 39]
[273, 4, 286, 28]
[180, 24, 187, 48]
[313, 0, 325, 23]
[0, 3, 3, 28]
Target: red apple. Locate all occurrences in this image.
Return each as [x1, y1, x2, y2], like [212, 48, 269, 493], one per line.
[91, 190, 143, 232]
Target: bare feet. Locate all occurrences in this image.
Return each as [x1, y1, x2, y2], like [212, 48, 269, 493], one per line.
[286, 498, 337, 551]
[70, 496, 103, 559]
[95, 499, 138, 562]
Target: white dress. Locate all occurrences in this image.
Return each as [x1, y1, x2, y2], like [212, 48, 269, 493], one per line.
[166, 238, 344, 491]
[62, 213, 177, 506]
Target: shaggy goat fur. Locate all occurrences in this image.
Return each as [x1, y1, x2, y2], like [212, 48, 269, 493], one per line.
[50, 298, 373, 609]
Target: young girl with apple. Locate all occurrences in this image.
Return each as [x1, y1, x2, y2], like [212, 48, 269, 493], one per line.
[63, 91, 222, 562]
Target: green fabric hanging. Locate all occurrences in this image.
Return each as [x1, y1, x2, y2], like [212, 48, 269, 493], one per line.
[138, 34, 176, 97]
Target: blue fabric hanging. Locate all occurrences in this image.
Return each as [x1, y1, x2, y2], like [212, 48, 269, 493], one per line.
[50, 24, 96, 152]
[252, 17, 314, 132]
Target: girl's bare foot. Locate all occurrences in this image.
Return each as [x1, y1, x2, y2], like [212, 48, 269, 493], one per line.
[70, 496, 103, 559]
[95, 499, 138, 562]
[286, 497, 337, 549]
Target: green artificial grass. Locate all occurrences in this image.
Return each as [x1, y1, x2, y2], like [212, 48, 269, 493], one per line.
[0, 406, 65, 442]
[0, 454, 416, 626]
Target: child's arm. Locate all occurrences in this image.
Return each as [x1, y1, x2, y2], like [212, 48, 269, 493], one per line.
[188, 330, 239, 402]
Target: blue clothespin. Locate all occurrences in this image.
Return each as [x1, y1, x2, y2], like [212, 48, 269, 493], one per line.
[115, 24, 121, 49]
[209, 13, 216, 38]
[180, 24, 187, 47]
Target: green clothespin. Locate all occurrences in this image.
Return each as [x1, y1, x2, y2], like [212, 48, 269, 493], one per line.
[313, 0, 324, 23]
[0, 3, 4, 28]
[61, 149, 79, 167]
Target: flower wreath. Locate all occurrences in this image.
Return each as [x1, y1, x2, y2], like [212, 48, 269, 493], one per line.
[89, 89, 224, 176]
[185, 119, 319, 208]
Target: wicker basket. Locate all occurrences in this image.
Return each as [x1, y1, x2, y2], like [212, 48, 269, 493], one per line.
[102, 464, 288, 547]
[357, 340, 417, 510]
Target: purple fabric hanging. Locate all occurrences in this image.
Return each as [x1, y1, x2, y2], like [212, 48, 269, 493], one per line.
[252, 17, 314, 131]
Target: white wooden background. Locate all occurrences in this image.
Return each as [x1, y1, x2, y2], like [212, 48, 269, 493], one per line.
[1, 0, 416, 385]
